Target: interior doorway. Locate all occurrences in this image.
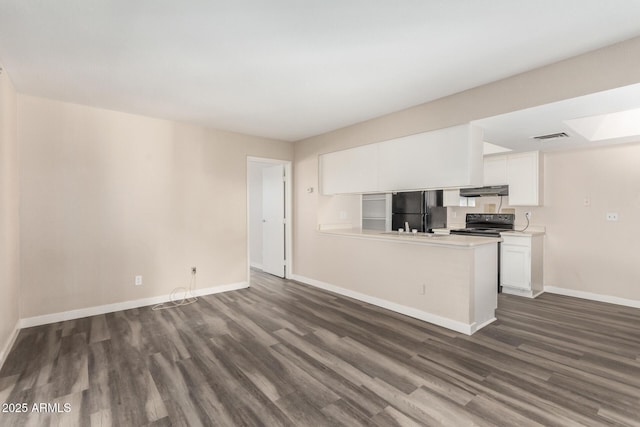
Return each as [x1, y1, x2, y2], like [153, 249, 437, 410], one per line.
[247, 157, 292, 279]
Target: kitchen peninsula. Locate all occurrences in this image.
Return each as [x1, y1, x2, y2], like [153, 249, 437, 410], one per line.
[302, 123, 497, 334]
[293, 228, 500, 335]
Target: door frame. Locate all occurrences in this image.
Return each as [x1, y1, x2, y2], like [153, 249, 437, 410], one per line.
[247, 156, 293, 281]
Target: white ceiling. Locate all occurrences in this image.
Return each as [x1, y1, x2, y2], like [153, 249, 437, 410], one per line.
[1, 1, 640, 142]
[474, 83, 640, 153]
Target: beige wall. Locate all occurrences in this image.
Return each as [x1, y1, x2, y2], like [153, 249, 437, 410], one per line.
[293, 37, 640, 302]
[18, 95, 293, 318]
[449, 143, 640, 301]
[542, 145, 640, 298]
[0, 69, 20, 358]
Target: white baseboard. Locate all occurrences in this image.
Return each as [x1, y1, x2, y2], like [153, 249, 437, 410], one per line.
[471, 317, 497, 334]
[0, 320, 20, 370]
[289, 274, 476, 335]
[250, 263, 263, 270]
[544, 286, 640, 309]
[19, 282, 249, 329]
[502, 286, 544, 299]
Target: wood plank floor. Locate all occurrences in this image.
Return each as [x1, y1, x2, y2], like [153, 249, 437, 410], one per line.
[1, 270, 640, 426]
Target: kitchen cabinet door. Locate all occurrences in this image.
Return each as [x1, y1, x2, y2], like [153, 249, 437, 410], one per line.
[378, 124, 483, 191]
[483, 155, 507, 186]
[319, 144, 379, 195]
[500, 233, 544, 298]
[507, 151, 543, 206]
[501, 245, 530, 290]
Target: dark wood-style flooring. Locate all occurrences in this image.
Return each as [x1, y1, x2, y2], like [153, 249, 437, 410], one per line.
[1, 270, 640, 426]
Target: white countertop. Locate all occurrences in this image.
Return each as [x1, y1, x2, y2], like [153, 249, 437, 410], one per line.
[318, 228, 501, 247]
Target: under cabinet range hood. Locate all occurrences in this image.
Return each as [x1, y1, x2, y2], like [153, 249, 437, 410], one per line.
[459, 185, 509, 197]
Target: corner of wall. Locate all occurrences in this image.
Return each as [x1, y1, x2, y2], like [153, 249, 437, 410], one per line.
[0, 65, 21, 369]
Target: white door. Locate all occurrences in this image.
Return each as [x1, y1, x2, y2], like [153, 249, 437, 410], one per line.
[262, 164, 285, 277]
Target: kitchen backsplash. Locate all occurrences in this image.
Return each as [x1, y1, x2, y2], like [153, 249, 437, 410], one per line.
[447, 196, 544, 230]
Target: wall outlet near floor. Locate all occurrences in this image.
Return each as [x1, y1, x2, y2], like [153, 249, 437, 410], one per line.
[525, 211, 532, 220]
[606, 212, 619, 221]
[135, 275, 143, 286]
[191, 266, 197, 274]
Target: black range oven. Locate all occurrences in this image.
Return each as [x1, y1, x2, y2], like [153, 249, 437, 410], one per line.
[450, 213, 515, 292]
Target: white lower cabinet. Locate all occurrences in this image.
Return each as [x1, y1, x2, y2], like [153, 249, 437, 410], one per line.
[500, 233, 543, 298]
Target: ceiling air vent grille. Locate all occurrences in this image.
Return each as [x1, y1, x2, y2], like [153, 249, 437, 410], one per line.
[532, 132, 569, 141]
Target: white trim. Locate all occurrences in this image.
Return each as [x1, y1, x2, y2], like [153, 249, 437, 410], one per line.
[250, 263, 263, 270]
[290, 274, 475, 335]
[0, 320, 20, 370]
[501, 287, 544, 299]
[19, 282, 249, 329]
[544, 286, 640, 309]
[470, 317, 497, 334]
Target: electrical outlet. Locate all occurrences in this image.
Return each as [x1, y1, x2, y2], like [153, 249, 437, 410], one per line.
[525, 211, 532, 220]
[583, 197, 591, 207]
[191, 266, 197, 274]
[135, 275, 142, 286]
[606, 212, 619, 221]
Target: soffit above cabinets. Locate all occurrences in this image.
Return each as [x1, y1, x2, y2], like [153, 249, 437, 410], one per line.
[475, 83, 640, 154]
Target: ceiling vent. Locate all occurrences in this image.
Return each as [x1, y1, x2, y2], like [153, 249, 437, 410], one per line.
[531, 132, 570, 141]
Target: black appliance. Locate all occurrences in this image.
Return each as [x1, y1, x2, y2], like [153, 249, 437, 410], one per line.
[391, 191, 447, 233]
[450, 213, 515, 237]
[450, 213, 515, 292]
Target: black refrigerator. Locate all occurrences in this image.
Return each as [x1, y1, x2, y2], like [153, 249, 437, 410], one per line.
[391, 190, 447, 232]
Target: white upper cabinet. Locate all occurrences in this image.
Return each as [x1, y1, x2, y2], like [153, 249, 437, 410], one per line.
[483, 155, 508, 186]
[378, 124, 483, 191]
[506, 151, 543, 206]
[477, 151, 542, 206]
[319, 143, 379, 195]
[319, 123, 484, 195]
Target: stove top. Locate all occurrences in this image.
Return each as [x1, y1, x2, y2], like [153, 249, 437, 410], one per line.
[450, 213, 515, 237]
[450, 228, 508, 237]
